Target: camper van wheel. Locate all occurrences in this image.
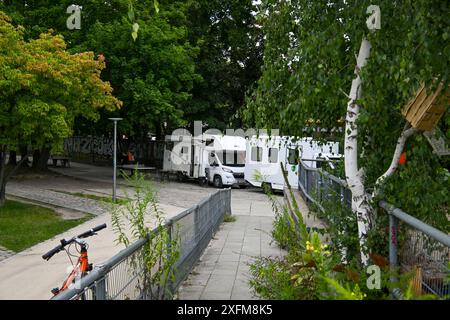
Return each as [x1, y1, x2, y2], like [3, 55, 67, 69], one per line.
[213, 175, 223, 188]
[198, 177, 207, 187]
[177, 172, 186, 182]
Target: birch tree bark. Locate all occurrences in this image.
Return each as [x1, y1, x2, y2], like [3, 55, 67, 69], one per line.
[344, 38, 372, 265]
[373, 124, 417, 197]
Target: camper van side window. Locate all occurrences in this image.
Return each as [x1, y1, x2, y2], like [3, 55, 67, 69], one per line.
[181, 146, 188, 154]
[251, 146, 262, 162]
[268, 148, 278, 163]
[288, 148, 299, 165]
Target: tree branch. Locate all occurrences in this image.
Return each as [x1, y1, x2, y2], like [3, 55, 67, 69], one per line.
[372, 123, 417, 198]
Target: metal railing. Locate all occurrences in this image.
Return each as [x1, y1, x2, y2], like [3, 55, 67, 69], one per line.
[54, 188, 231, 300]
[380, 201, 450, 299]
[297, 159, 450, 299]
[297, 159, 351, 214]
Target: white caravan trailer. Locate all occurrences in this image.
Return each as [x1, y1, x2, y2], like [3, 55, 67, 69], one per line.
[244, 136, 341, 191]
[163, 133, 247, 187]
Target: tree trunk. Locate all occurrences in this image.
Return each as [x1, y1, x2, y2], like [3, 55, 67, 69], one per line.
[155, 122, 162, 140]
[373, 124, 417, 198]
[0, 146, 7, 208]
[34, 147, 50, 171]
[344, 38, 372, 265]
[32, 149, 40, 168]
[20, 145, 29, 167]
[0, 182, 5, 207]
[8, 150, 16, 166]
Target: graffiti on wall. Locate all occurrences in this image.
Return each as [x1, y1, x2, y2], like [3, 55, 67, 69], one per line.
[64, 136, 114, 157]
[64, 136, 165, 166]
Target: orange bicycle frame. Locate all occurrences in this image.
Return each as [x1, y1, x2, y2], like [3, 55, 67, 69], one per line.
[55, 247, 90, 295]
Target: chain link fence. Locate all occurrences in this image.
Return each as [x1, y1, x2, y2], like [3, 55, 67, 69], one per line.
[54, 188, 231, 300]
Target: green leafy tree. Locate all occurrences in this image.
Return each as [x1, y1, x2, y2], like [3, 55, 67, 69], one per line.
[244, 1, 449, 261]
[0, 12, 121, 206]
[0, 1, 198, 140]
[185, 0, 264, 129]
[81, 0, 200, 139]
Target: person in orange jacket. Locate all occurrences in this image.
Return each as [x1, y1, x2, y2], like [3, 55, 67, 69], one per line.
[127, 150, 135, 164]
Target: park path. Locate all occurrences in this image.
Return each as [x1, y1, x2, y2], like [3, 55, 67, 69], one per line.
[177, 186, 325, 300]
[177, 191, 286, 300]
[7, 183, 110, 216]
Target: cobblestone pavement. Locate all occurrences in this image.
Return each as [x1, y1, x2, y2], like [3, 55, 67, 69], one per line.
[7, 182, 109, 216]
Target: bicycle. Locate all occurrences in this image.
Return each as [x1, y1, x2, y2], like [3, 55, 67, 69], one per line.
[42, 223, 107, 299]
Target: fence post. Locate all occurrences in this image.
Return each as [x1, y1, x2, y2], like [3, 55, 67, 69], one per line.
[304, 168, 308, 195]
[94, 272, 107, 300]
[166, 218, 174, 296]
[389, 213, 399, 294]
[316, 171, 321, 203]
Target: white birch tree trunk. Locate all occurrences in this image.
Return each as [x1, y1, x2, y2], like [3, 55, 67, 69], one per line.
[373, 124, 417, 198]
[344, 38, 372, 265]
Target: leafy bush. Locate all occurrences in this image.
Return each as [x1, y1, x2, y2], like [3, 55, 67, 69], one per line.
[111, 171, 180, 299]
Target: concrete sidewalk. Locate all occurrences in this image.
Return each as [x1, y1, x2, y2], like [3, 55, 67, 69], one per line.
[0, 201, 185, 300]
[177, 189, 287, 300]
[178, 215, 283, 300]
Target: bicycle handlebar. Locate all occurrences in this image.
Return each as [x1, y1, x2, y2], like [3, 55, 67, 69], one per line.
[42, 223, 107, 261]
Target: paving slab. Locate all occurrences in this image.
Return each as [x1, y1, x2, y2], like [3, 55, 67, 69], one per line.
[178, 198, 287, 300]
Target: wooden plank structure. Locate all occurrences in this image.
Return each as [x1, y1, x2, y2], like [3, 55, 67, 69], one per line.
[402, 83, 449, 131]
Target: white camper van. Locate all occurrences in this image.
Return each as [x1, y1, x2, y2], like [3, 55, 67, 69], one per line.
[163, 133, 247, 187]
[244, 136, 341, 191]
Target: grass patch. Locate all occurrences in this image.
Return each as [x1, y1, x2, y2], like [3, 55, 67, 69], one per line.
[55, 191, 129, 205]
[0, 200, 91, 252]
[223, 214, 237, 223]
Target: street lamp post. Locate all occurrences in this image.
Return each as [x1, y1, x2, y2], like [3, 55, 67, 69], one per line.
[109, 118, 123, 203]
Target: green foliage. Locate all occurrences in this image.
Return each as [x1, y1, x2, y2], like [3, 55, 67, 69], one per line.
[223, 214, 236, 223]
[185, 0, 264, 129]
[111, 171, 179, 299]
[249, 257, 301, 299]
[251, 169, 406, 300]
[81, 1, 200, 137]
[0, 11, 121, 148]
[244, 1, 449, 230]
[0, 1, 200, 138]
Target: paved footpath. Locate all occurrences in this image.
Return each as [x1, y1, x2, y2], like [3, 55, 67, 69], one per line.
[178, 191, 286, 300]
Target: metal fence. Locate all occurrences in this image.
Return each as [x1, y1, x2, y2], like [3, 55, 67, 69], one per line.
[54, 188, 231, 300]
[297, 160, 352, 213]
[298, 160, 450, 299]
[380, 201, 450, 298]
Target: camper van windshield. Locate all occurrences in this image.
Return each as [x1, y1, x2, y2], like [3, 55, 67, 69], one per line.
[218, 150, 245, 167]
